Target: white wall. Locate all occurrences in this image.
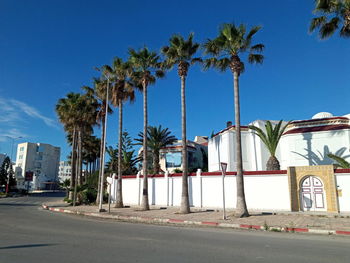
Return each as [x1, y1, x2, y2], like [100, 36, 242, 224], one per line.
[111, 170, 291, 211]
[280, 130, 350, 169]
[209, 122, 350, 172]
[335, 172, 350, 212]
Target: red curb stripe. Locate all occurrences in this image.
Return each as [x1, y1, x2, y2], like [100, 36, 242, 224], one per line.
[201, 221, 218, 226]
[294, 228, 309, 232]
[251, 225, 261, 230]
[58, 209, 64, 212]
[336, 230, 350, 235]
[169, 219, 185, 223]
[240, 224, 252, 228]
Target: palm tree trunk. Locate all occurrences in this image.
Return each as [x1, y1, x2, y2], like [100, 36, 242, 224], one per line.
[153, 151, 160, 174]
[69, 127, 77, 200]
[233, 71, 249, 218]
[115, 99, 124, 208]
[180, 75, 190, 214]
[78, 131, 83, 185]
[96, 118, 105, 204]
[141, 80, 150, 210]
[266, 156, 280, 170]
[73, 129, 81, 206]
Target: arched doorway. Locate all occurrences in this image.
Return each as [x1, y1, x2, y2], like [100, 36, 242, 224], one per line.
[300, 176, 326, 212]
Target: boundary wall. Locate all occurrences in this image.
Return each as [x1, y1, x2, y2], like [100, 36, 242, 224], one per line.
[110, 169, 291, 211]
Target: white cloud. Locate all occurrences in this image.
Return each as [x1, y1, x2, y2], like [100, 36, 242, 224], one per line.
[10, 99, 57, 128]
[0, 97, 58, 141]
[0, 128, 29, 142]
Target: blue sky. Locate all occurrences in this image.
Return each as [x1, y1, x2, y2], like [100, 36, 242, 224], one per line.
[0, 0, 349, 160]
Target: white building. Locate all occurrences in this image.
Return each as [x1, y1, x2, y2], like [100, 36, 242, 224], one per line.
[209, 112, 350, 172]
[14, 142, 60, 190]
[0, 153, 6, 166]
[159, 136, 208, 173]
[58, 161, 72, 183]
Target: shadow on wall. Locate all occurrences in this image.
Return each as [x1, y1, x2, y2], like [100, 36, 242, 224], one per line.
[293, 145, 350, 166]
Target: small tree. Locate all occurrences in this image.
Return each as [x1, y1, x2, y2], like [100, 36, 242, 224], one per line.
[135, 125, 177, 174]
[249, 120, 289, 170]
[0, 156, 16, 192]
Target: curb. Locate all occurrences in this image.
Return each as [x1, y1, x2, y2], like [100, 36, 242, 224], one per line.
[41, 204, 350, 237]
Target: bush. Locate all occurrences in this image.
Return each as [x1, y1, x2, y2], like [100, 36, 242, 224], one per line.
[81, 188, 98, 205]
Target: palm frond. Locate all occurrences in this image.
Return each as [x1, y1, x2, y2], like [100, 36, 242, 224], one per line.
[248, 54, 264, 64]
[328, 153, 350, 168]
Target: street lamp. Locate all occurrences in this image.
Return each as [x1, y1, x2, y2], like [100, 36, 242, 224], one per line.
[5, 136, 23, 194]
[95, 67, 111, 212]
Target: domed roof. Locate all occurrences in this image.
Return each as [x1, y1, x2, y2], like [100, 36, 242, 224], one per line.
[312, 112, 333, 119]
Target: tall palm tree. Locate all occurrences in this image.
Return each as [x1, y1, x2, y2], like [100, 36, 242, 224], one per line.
[310, 0, 350, 39]
[87, 78, 113, 204]
[128, 47, 165, 210]
[104, 57, 136, 208]
[56, 93, 81, 200]
[56, 91, 98, 204]
[135, 125, 177, 174]
[203, 23, 264, 218]
[248, 120, 289, 170]
[161, 33, 200, 214]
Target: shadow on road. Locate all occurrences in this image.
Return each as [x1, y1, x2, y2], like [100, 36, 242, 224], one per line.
[0, 243, 56, 250]
[0, 203, 38, 206]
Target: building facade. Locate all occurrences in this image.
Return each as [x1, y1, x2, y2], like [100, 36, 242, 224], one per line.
[159, 136, 208, 173]
[209, 112, 350, 172]
[0, 153, 6, 166]
[14, 142, 60, 190]
[58, 161, 72, 183]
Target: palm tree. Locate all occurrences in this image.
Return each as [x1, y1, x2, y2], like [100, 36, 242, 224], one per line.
[328, 153, 350, 168]
[203, 23, 264, 218]
[310, 0, 350, 39]
[161, 33, 200, 214]
[248, 120, 289, 170]
[128, 47, 165, 210]
[89, 76, 113, 205]
[56, 92, 98, 204]
[104, 57, 136, 208]
[135, 125, 177, 174]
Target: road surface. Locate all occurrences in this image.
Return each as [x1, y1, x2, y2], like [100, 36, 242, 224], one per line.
[0, 193, 349, 263]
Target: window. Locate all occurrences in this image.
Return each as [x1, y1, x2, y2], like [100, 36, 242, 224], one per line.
[35, 162, 41, 168]
[20, 147, 24, 151]
[19, 155, 23, 160]
[35, 152, 43, 160]
[36, 145, 44, 153]
[165, 152, 182, 168]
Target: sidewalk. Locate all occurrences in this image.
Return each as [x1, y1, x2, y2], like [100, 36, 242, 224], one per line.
[42, 201, 350, 236]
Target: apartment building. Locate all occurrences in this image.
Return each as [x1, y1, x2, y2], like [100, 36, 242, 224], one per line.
[58, 161, 72, 183]
[14, 142, 60, 190]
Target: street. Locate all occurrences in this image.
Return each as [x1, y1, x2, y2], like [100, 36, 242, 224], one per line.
[0, 193, 349, 263]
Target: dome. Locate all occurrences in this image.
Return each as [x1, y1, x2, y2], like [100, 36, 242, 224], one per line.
[311, 112, 333, 119]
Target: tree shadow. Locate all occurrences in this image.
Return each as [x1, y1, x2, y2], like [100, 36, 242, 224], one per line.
[293, 145, 350, 165]
[0, 243, 56, 250]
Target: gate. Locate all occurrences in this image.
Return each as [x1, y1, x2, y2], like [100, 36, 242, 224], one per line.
[300, 176, 326, 212]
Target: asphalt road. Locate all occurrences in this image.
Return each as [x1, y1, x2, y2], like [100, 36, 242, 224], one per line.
[0, 193, 350, 263]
